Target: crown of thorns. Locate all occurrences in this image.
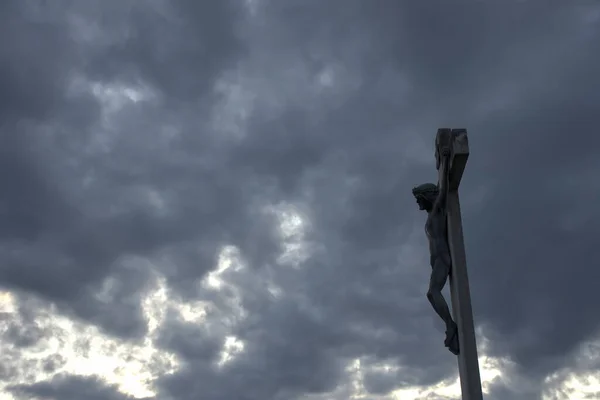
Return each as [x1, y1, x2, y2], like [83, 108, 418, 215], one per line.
[412, 183, 438, 197]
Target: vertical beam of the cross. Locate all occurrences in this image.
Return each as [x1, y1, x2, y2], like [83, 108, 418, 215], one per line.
[436, 128, 483, 400]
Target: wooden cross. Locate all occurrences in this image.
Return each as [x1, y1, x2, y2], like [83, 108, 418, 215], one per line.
[436, 128, 483, 400]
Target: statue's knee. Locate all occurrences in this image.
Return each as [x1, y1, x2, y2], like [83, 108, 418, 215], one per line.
[426, 290, 433, 300]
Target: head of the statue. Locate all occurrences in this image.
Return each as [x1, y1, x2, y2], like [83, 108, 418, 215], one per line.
[412, 183, 438, 210]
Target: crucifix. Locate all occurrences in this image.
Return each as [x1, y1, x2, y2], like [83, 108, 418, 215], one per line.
[412, 128, 483, 400]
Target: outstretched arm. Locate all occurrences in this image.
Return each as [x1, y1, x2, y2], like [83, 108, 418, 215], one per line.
[434, 149, 451, 212]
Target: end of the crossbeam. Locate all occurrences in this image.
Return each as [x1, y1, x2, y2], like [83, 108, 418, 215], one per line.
[436, 128, 469, 191]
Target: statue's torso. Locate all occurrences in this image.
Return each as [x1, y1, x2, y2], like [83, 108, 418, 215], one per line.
[425, 208, 451, 266]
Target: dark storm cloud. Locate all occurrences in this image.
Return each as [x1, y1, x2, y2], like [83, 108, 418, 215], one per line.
[78, 0, 245, 104]
[2, 0, 600, 399]
[159, 290, 352, 400]
[0, 1, 97, 125]
[0, 0, 247, 338]
[463, 15, 600, 377]
[155, 309, 222, 362]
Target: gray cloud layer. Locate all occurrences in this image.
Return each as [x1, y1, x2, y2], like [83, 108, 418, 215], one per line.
[1, 1, 599, 399]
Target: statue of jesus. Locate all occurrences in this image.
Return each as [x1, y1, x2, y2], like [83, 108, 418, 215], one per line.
[412, 148, 460, 355]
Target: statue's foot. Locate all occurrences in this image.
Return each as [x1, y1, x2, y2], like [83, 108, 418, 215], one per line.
[444, 322, 459, 355]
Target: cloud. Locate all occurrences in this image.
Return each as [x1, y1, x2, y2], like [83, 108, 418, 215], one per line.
[1, 0, 599, 399]
[8, 374, 153, 400]
[0, 0, 247, 338]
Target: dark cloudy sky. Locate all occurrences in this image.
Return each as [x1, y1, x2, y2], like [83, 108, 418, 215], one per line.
[1, 1, 600, 399]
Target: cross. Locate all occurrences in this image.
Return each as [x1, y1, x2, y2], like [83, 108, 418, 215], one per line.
[436, 128, 483, 400]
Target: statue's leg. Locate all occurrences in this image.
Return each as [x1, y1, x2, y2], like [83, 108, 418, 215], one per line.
[427, 258, 453, 327]
[427, 258, 459, 355]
